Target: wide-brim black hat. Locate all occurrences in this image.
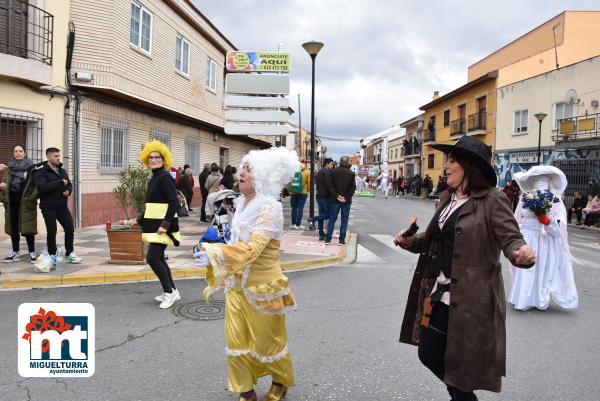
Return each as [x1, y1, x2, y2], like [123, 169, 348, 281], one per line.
[431, 136, 497, 187]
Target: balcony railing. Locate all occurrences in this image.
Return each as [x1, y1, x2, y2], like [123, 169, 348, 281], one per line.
[423, 128, 436, 142]
[0, 0, 53, 65]
[552, 113, 600, 142]
[450, 118, 466, 136]
[468, 111, 487, 132]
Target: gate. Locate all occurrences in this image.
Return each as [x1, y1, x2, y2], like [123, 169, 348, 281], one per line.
[552, 158, 600, 205]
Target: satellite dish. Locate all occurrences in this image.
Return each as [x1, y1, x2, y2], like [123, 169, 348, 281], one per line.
[565, 89, 578, 104]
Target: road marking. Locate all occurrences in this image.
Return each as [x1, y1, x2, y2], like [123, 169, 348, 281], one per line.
[369, 234, 401, 251]
[356, 244, 385, 264]
[571, 233, 598, 239]
[573, 257, 600, 269]
[571, 242, 600, 251]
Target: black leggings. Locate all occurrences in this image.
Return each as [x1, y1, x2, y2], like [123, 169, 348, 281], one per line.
[9, 190, 35, 253]
[418, 303, 478, 401]
[146, 243, 176, 293]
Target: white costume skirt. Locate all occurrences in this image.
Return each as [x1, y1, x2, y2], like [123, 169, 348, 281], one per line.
[507, 219, 579, 310]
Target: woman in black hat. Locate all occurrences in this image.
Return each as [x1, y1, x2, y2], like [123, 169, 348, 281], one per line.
[394, 136, 535, 400]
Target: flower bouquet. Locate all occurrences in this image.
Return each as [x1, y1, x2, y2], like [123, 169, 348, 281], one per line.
[521, 190, 559, 225]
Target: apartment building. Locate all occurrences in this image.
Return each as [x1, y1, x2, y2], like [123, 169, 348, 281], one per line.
[419, 72, 497, 183]
[68, 0, 270, 226]
[399, 113, 424, 179]
[495, 56, 600, 201]
[0, 0, 71, 239]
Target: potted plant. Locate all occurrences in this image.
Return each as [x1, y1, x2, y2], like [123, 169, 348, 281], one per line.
[106, 165, 150, 264]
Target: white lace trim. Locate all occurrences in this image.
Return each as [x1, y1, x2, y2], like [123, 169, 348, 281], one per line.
[238, 264, 295, 314]
[225, 345, 289, 363]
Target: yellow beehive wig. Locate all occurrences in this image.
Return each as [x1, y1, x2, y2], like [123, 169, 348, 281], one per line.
[139, 140, 173, 170]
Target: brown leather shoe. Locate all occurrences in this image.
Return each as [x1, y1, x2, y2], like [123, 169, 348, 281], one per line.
[239, 391, 257, 401]
[263, 383, 287, 401]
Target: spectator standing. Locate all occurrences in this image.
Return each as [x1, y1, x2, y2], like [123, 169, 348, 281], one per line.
[177, 169, 194, 211]
[325, 156, 356, 245]
[183, 164, 194, 209]
[36, 147, 81, 265]
[221, 165, 234, 190]
[288, 162, 310, 230]
[198, 163, 210, 222]
[0, 145, 38, 263]
[205, 163, 222, 194]
[307, 158, 334, 241]
[567, 191, 586, 225]
[422, 174, 433, 198]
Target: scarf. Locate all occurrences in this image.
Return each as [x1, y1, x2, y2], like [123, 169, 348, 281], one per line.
[7, 158, 34, 192]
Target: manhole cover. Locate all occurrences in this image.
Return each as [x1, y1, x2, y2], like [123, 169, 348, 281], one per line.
[172, 300, 225, 321]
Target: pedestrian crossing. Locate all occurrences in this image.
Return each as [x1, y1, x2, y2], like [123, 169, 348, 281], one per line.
[355, 233, 419, 268]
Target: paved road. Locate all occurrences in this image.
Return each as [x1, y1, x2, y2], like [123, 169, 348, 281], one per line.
[1, 194, 599, 401]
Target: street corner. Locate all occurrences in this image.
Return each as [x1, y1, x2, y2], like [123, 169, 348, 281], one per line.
[281, 232, 356, 272]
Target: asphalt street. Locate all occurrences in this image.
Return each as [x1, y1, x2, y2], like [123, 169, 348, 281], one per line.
[1, 194, 599, 401]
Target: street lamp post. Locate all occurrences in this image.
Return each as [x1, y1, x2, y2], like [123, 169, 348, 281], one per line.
[534, 112, 548, 165]
[302, 40, 324, 219]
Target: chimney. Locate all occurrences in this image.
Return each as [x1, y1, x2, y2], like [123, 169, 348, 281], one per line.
[433, 91, 440, 100]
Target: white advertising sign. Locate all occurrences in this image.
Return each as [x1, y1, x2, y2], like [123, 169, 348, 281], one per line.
[509, 151, 539, 164]
[226, 74, 290, 95]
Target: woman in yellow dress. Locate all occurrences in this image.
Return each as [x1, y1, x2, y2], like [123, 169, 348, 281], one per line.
[196, 147, 299, 401]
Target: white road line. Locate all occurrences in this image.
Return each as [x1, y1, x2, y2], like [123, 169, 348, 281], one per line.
[571, 233, 598, 239]
[571, 242, 600, 251]
[355, 244, 385, 264]
[369, 234, 402, 251]
[573, 257, 600, 269]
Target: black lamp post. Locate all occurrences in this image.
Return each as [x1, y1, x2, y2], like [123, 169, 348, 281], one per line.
[302, 40, 324, 219]
[534, 112, 547, 165]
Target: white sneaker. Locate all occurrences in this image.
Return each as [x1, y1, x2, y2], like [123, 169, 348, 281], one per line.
[3, 252, 20, 263]
[159, 290, 179, 309]
[297, 225, 306, 230]
[66, 252, 82, 264]
[289, 224, 296, 230]
[29, 252, 37, 264]
[156, 289, 181, 303]
[333, 232, 340, 238]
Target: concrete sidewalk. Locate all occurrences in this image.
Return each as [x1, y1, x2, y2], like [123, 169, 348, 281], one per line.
[0, 208, 354, 289]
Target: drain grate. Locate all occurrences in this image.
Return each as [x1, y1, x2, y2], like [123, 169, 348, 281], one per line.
[172, 300, 225, 321]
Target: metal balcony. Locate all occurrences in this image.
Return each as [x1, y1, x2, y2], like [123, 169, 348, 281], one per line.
[0, 0, 53, 65]
[467, 111, 486, 133]
[450, 118, 466, 136]
[552, 113, 600, 149]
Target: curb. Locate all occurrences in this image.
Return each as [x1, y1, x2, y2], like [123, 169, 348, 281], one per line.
[0, 234, 353, 289]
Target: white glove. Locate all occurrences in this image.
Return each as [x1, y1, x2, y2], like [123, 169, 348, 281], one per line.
[194, 250, 209, 266]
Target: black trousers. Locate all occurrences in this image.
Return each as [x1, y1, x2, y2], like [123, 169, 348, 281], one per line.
[9, 190, 35, 253]
[146, 243, 176, 293]
[418, 303, 478, 401]
[41, 207, 74, 256]
[200, 190, 208, 220]
[567, 208, 582, 223]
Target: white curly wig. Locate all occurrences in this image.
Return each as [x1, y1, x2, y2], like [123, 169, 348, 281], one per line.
[241, 147, 300, 198]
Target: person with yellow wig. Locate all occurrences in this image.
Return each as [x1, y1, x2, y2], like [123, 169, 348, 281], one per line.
[195, 147, 299, 401]
[138, 140, 181, 309]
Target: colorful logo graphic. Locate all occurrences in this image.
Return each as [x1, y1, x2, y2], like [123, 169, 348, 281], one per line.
[18, 303, 95, 377]
[226, 51, 291, 72]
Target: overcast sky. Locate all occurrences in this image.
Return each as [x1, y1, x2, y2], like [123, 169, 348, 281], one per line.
[194, 0, 599, 159]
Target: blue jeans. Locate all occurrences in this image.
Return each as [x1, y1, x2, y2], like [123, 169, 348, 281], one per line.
[312, 198, 330, 239]
[326, 202, 351, 243]
[290, 194, 307, 226]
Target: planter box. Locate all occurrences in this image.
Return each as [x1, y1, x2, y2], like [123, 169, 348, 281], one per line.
[106, 229, 146, 264]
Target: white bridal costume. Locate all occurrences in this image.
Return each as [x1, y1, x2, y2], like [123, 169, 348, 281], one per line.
[507, 166, 579, 310]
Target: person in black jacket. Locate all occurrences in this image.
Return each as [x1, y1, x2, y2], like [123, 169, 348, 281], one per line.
[137, 140, 181, 309]
[36, 147, 81, 265]
[307, 158, 333, 241]
[325, 156, 356, 245]
[198, 163, 210, 222]
[568, 191, 587, 225]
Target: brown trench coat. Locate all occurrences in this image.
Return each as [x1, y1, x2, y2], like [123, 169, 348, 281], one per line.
[399, 187, 533, 393]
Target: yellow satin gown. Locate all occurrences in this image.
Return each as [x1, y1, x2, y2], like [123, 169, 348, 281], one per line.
[203, 196, 295, 392]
